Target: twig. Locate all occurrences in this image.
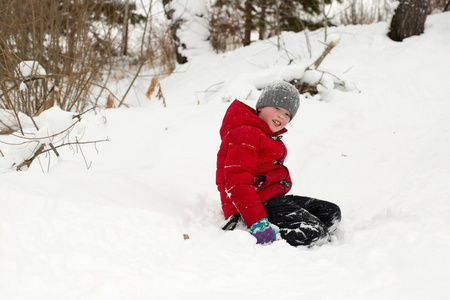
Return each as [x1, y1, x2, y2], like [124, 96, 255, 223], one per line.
[14, 138, 109, 171]
[118, 63, 144, 107]
[40, 138, 110, 153]
[308, 39, 341, 70]
[10, 118, 81, 141]
[48, 142, 60, 158]
[118, 2, 152, 108]
[16, 143, 46, 171]
[297, 17, 311, 59]
[76, 136, 91, 169]
[73, 106, 97, 120]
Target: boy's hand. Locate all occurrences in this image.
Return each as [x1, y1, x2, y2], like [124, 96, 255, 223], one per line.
[249, 217, 279, 244]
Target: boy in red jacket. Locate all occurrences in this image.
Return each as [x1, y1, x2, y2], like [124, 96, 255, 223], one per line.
[216, 81, 341, 246]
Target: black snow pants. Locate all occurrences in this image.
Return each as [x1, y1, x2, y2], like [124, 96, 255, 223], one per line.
[263, 195, 341, 247]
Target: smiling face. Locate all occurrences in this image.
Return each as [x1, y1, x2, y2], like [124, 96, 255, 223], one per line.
[258, 106, 291, 133]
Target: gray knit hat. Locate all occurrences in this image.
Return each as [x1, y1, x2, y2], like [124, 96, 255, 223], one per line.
[256, 81, 300, 120]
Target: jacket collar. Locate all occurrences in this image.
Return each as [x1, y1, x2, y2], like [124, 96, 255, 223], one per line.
[220, 100, 288, 138]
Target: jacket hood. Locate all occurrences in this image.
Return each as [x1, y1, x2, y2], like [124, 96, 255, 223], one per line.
[219, 100, 287, 139]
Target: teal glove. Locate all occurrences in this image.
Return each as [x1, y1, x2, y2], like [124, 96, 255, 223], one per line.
[249, 217, 279, 244]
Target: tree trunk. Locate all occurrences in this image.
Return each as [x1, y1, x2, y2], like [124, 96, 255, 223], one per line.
[122, 0, 129, 56]
[258, 0, 266, 40]
[388, 0, 428, 42]
[163, 0, 188, 64]
[243, 0, 252, 46]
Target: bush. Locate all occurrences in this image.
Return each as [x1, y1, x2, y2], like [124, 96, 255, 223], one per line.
[0, 0, 127, 118]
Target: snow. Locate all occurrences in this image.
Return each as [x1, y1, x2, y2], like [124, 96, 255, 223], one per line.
[15, 61, 47, 92]
[15, 61, 47, 79]
[1, 7, 450, 300]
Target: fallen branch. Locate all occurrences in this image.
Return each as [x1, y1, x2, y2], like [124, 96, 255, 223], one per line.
[308, 38, 341, 70]
[16, 143, 46, 171]
[39, 138, 110, 154]
[290, 39, 342, 96]
[14, 138, 109, 171]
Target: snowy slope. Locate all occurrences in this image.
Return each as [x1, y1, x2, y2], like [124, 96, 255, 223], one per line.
[1, 11, 450, 300]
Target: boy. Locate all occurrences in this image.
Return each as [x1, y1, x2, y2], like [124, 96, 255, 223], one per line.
[216, 81, 341, 246]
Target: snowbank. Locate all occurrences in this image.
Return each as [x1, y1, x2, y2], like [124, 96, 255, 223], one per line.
[1, 10, 450, 300]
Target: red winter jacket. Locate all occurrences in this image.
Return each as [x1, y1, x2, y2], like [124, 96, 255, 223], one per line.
[216, 100, 292, 227]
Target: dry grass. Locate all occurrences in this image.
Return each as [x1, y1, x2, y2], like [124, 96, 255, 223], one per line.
[146, 76, 166, 107]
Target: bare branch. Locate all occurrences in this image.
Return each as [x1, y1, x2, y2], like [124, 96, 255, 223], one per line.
[16, 143, 46, 171]
[308, 39, 341, 70]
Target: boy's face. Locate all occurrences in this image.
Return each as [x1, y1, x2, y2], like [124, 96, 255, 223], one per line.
[258, 106, 291, 133]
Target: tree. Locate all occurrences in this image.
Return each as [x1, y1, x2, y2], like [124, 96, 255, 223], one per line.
[162, 0, 188, 64]
[212, 0, 340, 49]
[388, 0, 428, 42]
[243, 0, 253, 46]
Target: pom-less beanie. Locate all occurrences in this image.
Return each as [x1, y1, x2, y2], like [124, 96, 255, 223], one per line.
[256, 81, 300, 120]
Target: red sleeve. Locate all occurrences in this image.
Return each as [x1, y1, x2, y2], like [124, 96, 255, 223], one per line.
[223, 126, 267, 227]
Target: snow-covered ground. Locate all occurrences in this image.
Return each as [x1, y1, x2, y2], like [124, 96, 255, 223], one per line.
[1, 10, 450, 300]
